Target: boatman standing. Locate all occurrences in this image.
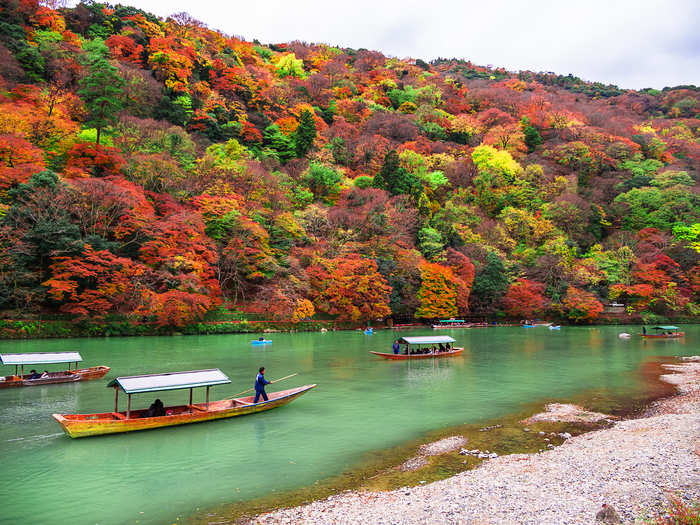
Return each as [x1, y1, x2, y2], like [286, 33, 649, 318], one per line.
[254, 366, 270, 403]
[392, 340, 400, 354]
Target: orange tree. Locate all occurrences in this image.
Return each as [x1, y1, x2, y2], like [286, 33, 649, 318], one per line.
[415, 261, 457, 319]
[562, 286, 603, 323]
[307, 253, 391, 322]
[502, 278, 548, 319]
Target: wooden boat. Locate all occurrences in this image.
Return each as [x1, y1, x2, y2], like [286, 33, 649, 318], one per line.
[432, 319, 471, 329]
[641, 325, 684, 339]
[0, 352, 109, 389]
[52, 369, 315, 438]
[371, 336, 463, 360]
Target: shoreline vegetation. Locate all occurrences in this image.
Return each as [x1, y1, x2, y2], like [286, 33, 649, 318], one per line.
[0, 312, 697, 339]
[190, 356, 699, 525]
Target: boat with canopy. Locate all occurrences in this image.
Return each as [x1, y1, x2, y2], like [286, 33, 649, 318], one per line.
[0, 352, 109, 388]
[432, 319, 471, 329]
[642, 326, 684, 339]
[52, 369, 316, 438]
[370, 336, 463, 360]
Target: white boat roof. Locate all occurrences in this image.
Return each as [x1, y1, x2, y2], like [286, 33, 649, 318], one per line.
[400, 336, 456, 345]
[107, 369, 231, 394]
[0, 352, 82, 365]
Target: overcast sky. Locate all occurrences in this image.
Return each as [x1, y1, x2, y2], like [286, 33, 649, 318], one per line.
[111, 0, 698, 90]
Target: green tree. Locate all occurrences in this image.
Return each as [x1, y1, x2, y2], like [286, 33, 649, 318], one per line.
[417, 227, 444, 261]
[78, 39, 124, 146]
[470, 252, 509, 311]
[294, 109, 317, 157]
[373, 150, 419, 196]
[522, 123, 543, 152]
[263, 124, 295, 163]
[303, 163, 341, 203]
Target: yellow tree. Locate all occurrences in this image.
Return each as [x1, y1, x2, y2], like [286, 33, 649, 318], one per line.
[416, 262, 457, 318]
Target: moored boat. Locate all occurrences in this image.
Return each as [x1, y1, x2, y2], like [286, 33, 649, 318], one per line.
[641, 325, 684, 339]
[251, 339, 272, 345]
[52, 369, 315, 438]
[371, 336, 463, 360]
[432, 319, 471, 329]
[0, 352, 109, 389]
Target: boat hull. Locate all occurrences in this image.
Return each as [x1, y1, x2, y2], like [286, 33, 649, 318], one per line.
[53, 384, 316, 438]
[370, 348, 463, 360]
[642, 333, 684, 339]
[432, 324, 471, 329]
[0, 366, 110, 389]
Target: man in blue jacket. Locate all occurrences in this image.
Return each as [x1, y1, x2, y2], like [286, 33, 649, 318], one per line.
[254, 366, 270, 403]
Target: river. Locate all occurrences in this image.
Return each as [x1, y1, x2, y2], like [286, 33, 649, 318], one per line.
[0, 325, 696, 525]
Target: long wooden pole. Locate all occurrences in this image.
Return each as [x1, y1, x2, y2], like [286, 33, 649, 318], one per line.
[226, 373, 298, 399]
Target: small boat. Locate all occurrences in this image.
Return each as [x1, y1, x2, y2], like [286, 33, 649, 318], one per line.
[548, 325, 561, 330]
[364, 328, 373, 335]
[0, 352, 109, 389]
[432, 319, 471, 329]
[619, 332, 632, 339]
[251, 339, 272, 345]
[371, 336, 463, 360]
[53, 369, 316, 438]
[641, 326, 684, 339]
[523, 324, 535, 328]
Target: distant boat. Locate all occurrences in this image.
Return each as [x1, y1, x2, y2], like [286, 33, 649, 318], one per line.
[523, 324, 535, 328]
[619, 333, 632, 339]
[432, 319, 471, 329]
[642, 326, 684, 339]
[364, 328, 373, 335]
[251, 340, 272, 345]
[548, 325, 561, 330]
[371, 336, 463, 360]
[53, 369, 315, 438]
[0, 352, 109, 389]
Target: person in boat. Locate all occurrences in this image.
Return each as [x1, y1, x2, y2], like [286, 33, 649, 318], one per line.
[40, 370, 49, 378]
[393, 340, 400, 355]
[438, 343, 445, 352]
[28, 369, 41, 379]
[146, 399, 165, 417]
[258, 336, 265, 341]
[642, 326, 646, 336]
[254, 367, 270, 403]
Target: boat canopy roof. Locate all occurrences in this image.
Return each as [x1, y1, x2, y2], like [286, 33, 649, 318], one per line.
[438, 319, 465, 323]
[653, 325, 679, 330]
[400, 336, 456, 345]
[0, 352, 82, 366]
[107, 369, 230, 394]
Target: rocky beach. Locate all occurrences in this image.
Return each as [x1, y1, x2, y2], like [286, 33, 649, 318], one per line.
[246, 357, 700, 525]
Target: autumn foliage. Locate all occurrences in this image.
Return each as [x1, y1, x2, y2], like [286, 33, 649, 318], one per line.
[0, 0, 697, 329]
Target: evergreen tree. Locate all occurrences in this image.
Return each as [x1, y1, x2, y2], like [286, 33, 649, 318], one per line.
[470, 252, 509, 311]
[523, 125, 543, 152]
[294, 109, 317, 157]
[78, 40, 124, 146]
[373, 150, 418, 196]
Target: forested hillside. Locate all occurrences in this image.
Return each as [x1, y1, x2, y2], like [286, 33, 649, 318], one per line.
[1, 0, 699, 331]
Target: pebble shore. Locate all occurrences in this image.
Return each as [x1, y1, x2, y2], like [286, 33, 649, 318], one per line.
[246, 357, 700, 525]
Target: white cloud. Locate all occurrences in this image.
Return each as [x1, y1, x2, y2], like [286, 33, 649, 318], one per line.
[106, 0, 699, 89]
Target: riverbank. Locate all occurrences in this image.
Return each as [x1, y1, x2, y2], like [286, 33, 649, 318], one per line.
[242, 357, 699, 524]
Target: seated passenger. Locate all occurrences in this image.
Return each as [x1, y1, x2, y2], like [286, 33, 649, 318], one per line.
[40, 370, 49, 378]
[28, 369, 41, 379]
[146, 398, 166, 417]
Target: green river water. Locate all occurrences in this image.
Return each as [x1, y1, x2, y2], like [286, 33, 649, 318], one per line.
[0, 325, 697, 525]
